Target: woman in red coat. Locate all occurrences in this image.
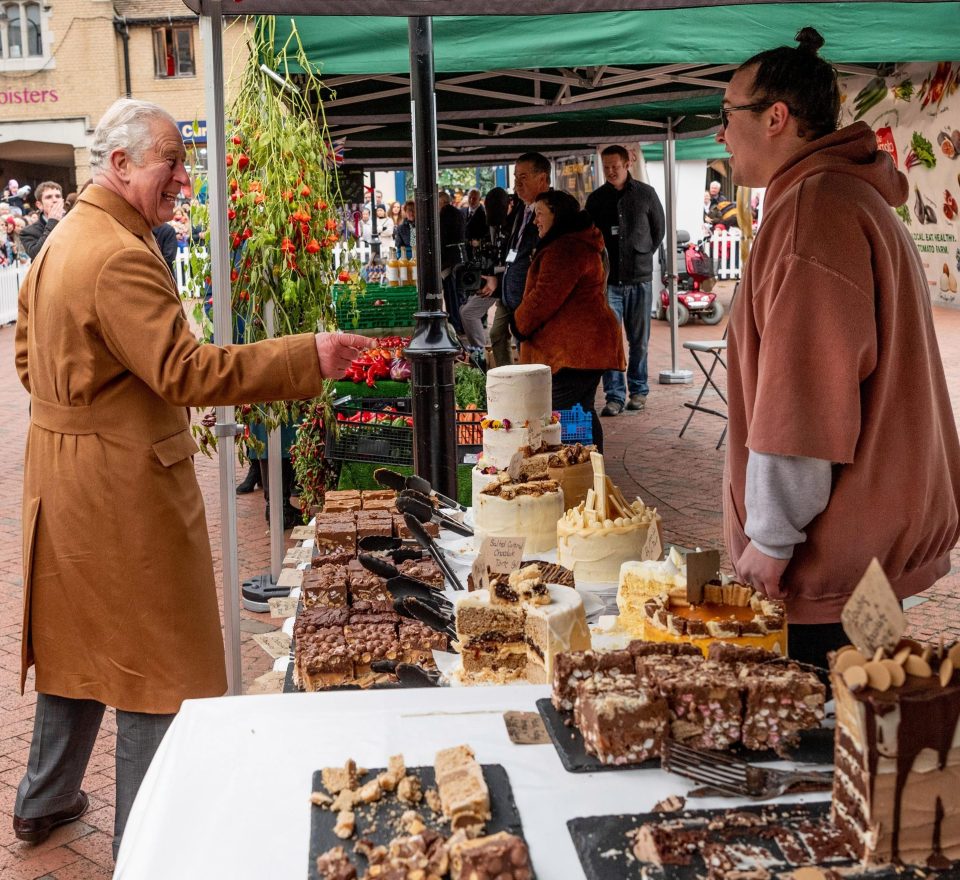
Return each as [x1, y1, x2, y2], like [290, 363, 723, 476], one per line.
[513, 189, 625, 450]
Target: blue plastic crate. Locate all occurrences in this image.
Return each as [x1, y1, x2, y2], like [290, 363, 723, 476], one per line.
[559, 404, 593, 444]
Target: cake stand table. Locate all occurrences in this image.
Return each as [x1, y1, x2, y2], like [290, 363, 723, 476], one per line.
[114, 686, 829, 879]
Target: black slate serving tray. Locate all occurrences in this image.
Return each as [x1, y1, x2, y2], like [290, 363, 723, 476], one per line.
[536, 698, 834, 773]
[568, 802, 954, 879]
[307, 763, 532, 880]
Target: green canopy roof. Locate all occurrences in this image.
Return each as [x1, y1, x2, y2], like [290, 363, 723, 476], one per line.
[261, 3, 959, 168]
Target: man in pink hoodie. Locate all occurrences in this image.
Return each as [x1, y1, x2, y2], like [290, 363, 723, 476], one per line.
[719, 28, 960, 670]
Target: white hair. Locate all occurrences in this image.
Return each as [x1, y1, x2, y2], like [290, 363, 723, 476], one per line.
[90, 98, 176, 174]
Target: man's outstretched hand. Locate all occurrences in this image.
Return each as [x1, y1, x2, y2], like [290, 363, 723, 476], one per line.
[736, 541, 790, 600]
[315, 332, 376, 378]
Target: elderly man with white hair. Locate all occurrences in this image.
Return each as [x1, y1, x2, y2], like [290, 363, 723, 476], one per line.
[11, 98, 371, 857]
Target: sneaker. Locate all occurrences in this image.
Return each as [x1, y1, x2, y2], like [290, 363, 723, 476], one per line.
[626, 394, 647, 411]
[600, 401, 624, 417]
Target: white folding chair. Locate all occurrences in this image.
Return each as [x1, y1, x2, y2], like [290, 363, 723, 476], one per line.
[679, 283, 738, 449]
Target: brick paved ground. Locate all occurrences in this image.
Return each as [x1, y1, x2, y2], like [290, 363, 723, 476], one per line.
[0, 282, 958, 876]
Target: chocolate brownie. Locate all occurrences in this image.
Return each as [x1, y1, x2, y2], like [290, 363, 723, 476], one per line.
[294, 607, 350, 636]
[396, 558, 444, 588]
[344, 622, 400, 672]
[740, 665, 825, 755]
[295, 627, 353, 689]
[450, 831, 532, 880]
[399, 619, 449, 665]
[658, 661, 743, 750]
[315, 520, 356, 554]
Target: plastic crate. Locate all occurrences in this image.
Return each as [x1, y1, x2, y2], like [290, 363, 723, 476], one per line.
[334, 285, 420, 330]
[559, 404, 593, 444]
[326, 396, 486, 465]
[326, 397, 414, 465]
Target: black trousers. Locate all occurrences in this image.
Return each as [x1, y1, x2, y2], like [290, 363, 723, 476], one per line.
[552, 368, 604, 452]
[788, 622, 850, 693]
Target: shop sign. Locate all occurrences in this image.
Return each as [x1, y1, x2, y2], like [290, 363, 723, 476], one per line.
[0, 87, 58, 105]
[178, 119, 207, 143]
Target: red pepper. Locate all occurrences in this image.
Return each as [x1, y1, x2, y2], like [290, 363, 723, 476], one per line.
[237, 154, 250, 171]
[305, 239, 321, 254]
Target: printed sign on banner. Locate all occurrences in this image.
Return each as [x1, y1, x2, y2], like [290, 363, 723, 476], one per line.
[839, 63, 960, 306]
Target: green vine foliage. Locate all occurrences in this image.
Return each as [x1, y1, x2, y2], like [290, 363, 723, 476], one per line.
[187, 16, 364, 476]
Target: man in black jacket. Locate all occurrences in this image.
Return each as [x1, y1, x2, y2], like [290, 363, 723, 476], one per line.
[20, 181, 64, 260]
[585, 145, 665, 415]
[439, 189, 466, 333]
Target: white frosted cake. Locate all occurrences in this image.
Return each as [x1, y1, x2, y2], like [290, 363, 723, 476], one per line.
[455, 567, 591, 685]
[474, 475, 564, 553]
[556, 452, 662, 583]
[472, 364, 566, 550]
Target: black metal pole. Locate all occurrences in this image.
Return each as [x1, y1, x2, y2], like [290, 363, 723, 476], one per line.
[369, 170, 380, 260]
[404, 15, 458, 501]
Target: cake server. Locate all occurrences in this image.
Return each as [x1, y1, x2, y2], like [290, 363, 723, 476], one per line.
[370, 659, 441, 688]
[396, 494, 473, 537]
[662, 739, 833, 800]
[401, 596, 457, 641]
[405, 473, 467, 513]
[403, 514, 466, 591]
[373, 468, 407, 492]
[358, 553, 453, 610]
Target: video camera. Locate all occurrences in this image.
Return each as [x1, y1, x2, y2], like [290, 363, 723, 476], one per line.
[457, 229, 507, 293]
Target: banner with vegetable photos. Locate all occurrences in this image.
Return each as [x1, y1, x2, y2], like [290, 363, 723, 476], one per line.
[839, 62, 960, 307]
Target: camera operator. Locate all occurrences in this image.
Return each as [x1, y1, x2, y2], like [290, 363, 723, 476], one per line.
[459, 187, 511, 354]
[439, 190, 466, 334]
[477, 153, 551, 367]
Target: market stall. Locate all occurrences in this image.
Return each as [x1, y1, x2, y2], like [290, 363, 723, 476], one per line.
[114, 685, 831, 878]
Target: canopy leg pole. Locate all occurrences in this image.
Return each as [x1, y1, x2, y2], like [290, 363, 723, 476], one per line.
[202, 2, 242, 695]
[404, 15, 458, 501]
[659, 117, 692, 386]
[264, 301, 284, 581]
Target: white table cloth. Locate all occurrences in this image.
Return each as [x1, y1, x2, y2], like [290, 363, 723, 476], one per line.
[114, 685, 829, 879]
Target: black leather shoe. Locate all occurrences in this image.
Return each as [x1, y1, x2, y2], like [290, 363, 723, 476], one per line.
[13, 791, 89, 844]
[600, 401, 624, 417]
[266, 502, 303, 530]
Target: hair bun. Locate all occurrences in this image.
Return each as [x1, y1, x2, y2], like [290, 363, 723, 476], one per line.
[795, 27, 825, 54]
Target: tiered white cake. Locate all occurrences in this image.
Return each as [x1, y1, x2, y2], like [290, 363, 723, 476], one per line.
[472, 365, 564, 552]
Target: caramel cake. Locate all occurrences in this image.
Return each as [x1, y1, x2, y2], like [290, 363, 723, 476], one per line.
[831, 639, 960, 869]
[626, 567, 788, 656]
[556, 451, 662, 583]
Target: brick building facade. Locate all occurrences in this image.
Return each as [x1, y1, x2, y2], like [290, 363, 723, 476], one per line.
[0, 0, 248, 199]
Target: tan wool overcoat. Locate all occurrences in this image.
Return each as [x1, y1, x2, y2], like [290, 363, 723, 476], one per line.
[15, 185, 325, 713]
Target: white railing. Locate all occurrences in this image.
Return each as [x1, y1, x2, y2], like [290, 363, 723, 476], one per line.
[706, 229, 742, 280]
[0, 262, 29, 325]
[174, 241, 374, 296]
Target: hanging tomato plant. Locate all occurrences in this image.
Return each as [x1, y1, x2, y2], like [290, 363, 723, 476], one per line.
[186, 16, 365, 467]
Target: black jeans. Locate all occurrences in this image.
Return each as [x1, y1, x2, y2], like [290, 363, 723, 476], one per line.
[788, 622, 850, 692]
[552, 368, 604, 452]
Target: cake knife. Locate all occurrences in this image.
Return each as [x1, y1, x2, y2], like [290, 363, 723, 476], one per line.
[397, 494, 474, 537]
[405, 473, 467, 513]
[403, 513, 466, 591]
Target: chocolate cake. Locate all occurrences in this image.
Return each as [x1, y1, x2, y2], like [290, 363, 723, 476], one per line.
[831, 640, 960, 869]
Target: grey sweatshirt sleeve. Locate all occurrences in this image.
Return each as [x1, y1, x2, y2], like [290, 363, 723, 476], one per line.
[744, 450, 833, 559]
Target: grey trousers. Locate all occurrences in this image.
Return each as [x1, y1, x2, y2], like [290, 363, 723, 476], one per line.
[459, 294, 494, 349]
[15, 693, 175, 859]
[489, 299, 515, 368]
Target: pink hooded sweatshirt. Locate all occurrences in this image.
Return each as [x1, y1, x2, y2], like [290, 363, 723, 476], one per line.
[724, 122, 960, 624]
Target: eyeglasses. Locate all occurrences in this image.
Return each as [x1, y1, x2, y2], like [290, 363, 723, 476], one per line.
[719, 102, 774, 129]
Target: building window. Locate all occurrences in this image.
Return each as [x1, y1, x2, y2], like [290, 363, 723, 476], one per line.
[1, 1, 42, 59]
[153, 26, 195, 79]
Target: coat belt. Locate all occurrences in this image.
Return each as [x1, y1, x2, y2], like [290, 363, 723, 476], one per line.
[31, 398, 99, 435]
